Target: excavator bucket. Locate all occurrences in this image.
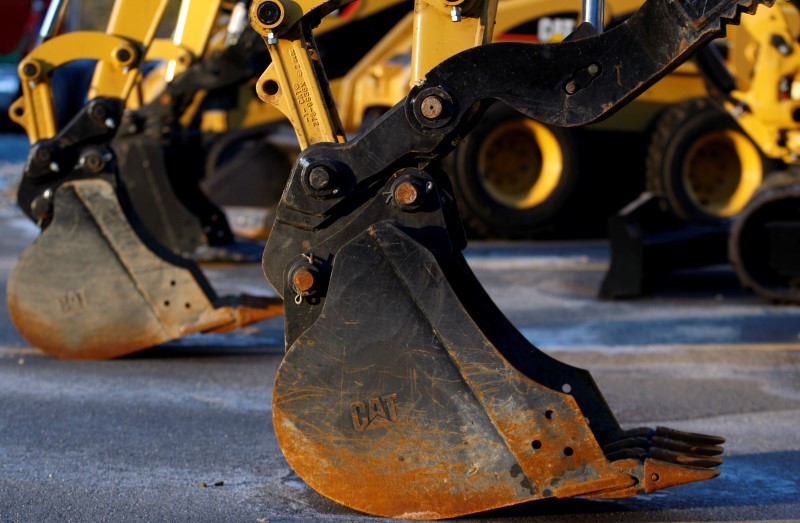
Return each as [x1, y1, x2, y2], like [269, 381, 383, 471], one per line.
[7, 179, 281, 359]
[6, 0, 284, 358]
[250, 0, 771, 517]
[273, 223, 724, 519]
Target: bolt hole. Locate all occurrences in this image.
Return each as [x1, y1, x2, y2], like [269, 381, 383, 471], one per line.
[264, 80, 279, 96]
[563, 447, 574, 457]
[531, 440, 542, 450]
[184, 303, 191, 309]
[793, 108, 800, 122]
[13, 107, 23, 117]
[399, 456, 405, 461]
[545, 410, 554, 420]
[170, 280, 176, 286]
[561, 383, 572, 393]
[164, 300, 170, 307]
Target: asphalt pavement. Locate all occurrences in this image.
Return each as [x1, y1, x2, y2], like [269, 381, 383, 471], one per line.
[1, 136, 799, 522]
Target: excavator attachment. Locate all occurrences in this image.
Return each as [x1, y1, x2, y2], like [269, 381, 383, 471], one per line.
[6, 0, 283, 358]
[7, 179, 281, 359]
[251, 0, 771, 517]
[273, 224, 724, 518]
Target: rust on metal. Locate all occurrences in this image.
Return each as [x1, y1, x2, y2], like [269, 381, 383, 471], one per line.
[292, 268, 316, 293]
[7, 179, 283, 359]
[271, 225, 727, 519]
[419, 95, 443, 119]
[394, 181, 419, 206]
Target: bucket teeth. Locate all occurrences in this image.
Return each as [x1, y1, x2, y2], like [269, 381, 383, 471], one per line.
[643, 458, 722, 493]
[651, 435, 724, 456]
[605, 448, 648, 461]
[588, 425, 725, 499]
[603, 437, 651, 454]
[656, 426, 726, 446]
[603, 430, 724, 461]
[595, 424, 726, 497]
[649, 447, 724, 468]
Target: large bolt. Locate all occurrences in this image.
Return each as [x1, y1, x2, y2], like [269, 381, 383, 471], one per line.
[81, 150, 105, 174]
[88, 102, 108, 123]
[394, 181, 420, 206]
[308, 167, 330, 190]
[115, 48, 132, 63]
[292, 269, 316, 294]
[420, 96, 444, 120]
[21, 62, 38, 78]
[30, 191, 53, 223]
[34, 146, 52, 165]
[257, 1, 283, 25]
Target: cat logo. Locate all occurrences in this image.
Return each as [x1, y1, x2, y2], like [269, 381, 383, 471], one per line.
[350, 394, 398, 432]
[538, 17, 576, 42]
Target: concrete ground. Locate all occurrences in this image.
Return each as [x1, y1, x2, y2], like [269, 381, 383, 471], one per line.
[1, 135, 799, 522]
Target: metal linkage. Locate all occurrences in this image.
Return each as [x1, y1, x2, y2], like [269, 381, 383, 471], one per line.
[254, 0, 771, 518]
[113, 27, 269, 256]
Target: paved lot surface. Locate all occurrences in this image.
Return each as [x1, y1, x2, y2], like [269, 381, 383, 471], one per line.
[1, 137, 799, 522]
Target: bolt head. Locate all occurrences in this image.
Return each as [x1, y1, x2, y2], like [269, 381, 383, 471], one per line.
[565, 81, 578, 95]
[587, 63, 600, 76]
[257, 1, 283, 26]
[81, 151, 104, 173]
[115, 48, 132, 63]
[34, 146, 52, 164]
[30, 193, 53, 220]
[292, 268, 316, 294]
[420, 96, 444, 120]
[395, 181, 420, 206]
[21, 62, 38, 78]
[88, 102, 108, 122]
[308, 167, 331, 190]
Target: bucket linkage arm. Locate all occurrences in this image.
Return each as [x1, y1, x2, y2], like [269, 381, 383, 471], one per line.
[252, 0, 770, 518]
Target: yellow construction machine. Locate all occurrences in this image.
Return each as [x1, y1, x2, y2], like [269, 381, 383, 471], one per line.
[715, 0, 800, 302]
[5, 0, 777, 518]
[206, 0, 768, 240]
[247, 0, 769, 518]
[6, 0, 286, 359]
[5, 0, 413, 358]
[601, 0, 800, 301]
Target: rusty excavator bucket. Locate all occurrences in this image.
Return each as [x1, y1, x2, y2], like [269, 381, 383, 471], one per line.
[7, 178, 282, 359]
[251, 0, 771, 518]
[6, 1, 283, 359]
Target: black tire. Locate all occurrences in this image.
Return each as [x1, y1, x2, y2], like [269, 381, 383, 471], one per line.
[729, 172, 800, 303]
[201, 131, 293, 239]
[646, 97, 769, 221]
[202, 134, 292, 208]
[448, 103, 582, 239]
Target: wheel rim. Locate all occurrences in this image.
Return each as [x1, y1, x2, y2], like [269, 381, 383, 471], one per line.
[682, 129, 763, 217]
[477, 119, 563, 210]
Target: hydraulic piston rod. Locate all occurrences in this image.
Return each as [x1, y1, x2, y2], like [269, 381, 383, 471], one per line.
[37, 0, 70, 46]
[582, 0, 605, 32]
